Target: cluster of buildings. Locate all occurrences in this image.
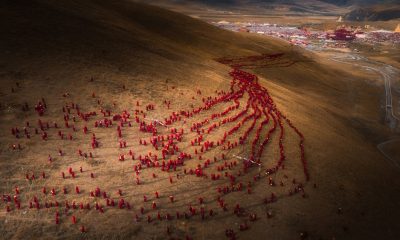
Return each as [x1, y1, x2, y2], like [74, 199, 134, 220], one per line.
[213, 21, 400, 49]
[214, 21, 311, 46]
[355, 29, 400, 45]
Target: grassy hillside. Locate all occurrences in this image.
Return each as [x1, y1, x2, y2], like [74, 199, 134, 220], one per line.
[1, 0, 400, 239]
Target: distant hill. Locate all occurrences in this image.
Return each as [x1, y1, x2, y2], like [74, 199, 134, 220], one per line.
[173, 0, 396, 7]
[320, 0, 398, 6]
[144, 0, 345, 15]
[142, 0, 399, 16]
[344, 6, 400, 21]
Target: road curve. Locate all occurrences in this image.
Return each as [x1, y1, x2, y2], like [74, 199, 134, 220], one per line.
[329, 53, 400, 129]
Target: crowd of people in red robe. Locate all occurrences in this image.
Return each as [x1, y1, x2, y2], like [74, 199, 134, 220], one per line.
[3, 53, 309, 239]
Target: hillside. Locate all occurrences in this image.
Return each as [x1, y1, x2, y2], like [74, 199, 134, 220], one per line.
[1, 0, 400, 240]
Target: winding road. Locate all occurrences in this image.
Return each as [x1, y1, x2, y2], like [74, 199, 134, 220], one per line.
[328, 52, 400, 168]
[329, 53, 400, 129]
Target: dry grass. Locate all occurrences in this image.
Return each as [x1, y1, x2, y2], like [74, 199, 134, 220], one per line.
[1, 1, 400, 240]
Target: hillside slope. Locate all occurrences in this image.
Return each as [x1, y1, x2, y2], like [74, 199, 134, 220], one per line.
[1, 0, 400, 239]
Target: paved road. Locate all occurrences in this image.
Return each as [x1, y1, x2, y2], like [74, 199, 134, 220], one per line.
[327, 52, 400, 168]
[329, 53, 400, 129]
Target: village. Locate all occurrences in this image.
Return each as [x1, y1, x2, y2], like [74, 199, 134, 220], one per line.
[213, 20, 400, 51]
